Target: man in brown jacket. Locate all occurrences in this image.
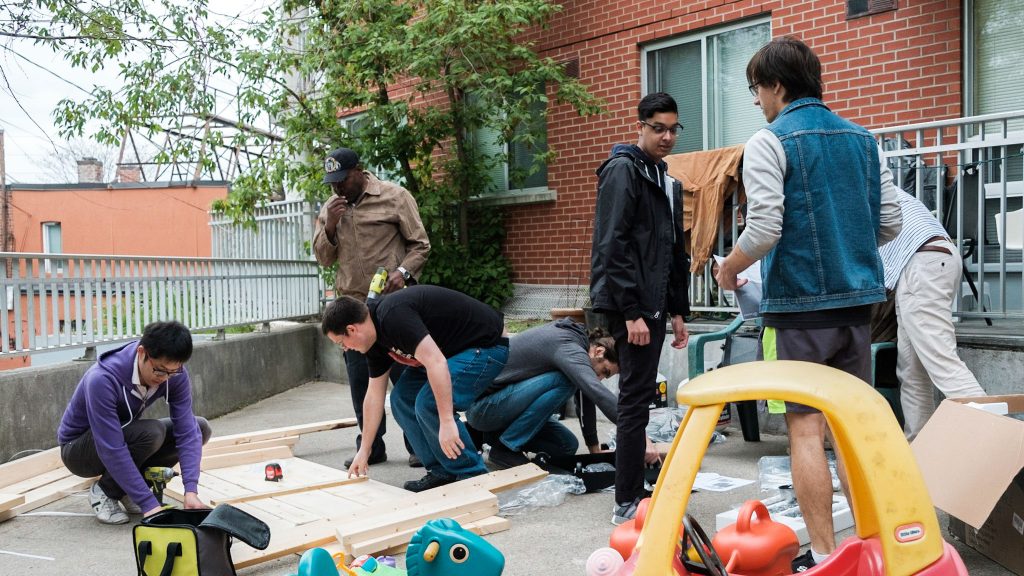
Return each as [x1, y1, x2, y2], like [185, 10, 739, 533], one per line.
[313, 147, 431, 468]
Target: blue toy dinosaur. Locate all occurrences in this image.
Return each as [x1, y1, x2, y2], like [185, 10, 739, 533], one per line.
[406, 518, 505, 576]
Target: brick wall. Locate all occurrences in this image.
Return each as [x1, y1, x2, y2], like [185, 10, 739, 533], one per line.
[503, 0, 963, 284]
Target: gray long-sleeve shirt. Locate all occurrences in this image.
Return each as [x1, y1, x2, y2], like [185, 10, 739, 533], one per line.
[736, 128, 902, 261]
[487, 318, 617, 446]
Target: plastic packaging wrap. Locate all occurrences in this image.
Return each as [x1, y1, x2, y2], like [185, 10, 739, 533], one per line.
[607, 406, 724, 449]
[497, 474, 586, 516]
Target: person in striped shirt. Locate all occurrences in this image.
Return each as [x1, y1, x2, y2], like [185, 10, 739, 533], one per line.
[879, 190, 985, 441]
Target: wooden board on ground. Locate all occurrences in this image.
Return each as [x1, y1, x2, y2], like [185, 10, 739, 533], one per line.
[204, 419, 356, 450]
[0, 448, 64, 490]
[0, 493, 26, 514]
[200, 445, 294, 470]
[0, 474, 95, 522]
[202, 435, 299, 457]
[229, 463, 544, 568]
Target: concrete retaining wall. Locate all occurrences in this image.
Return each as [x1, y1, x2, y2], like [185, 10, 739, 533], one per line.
[0, 322, 323, 463]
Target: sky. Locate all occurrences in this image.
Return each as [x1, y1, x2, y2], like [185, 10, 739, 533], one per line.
[0, 1, 273, 185]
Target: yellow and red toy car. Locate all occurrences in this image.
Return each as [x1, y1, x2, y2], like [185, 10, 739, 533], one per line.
[607, 360, 969, 576]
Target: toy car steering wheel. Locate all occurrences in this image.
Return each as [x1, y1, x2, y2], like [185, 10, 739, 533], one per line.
[682, 515, 728, 576]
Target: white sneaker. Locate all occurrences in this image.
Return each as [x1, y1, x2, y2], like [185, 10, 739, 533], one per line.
[89, 483, 129, 525]
[120, 497, 143, 515]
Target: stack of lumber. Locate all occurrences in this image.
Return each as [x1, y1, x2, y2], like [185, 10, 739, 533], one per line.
[0, 418, 355, 524]
[163, 436, 547, 569]
[0, 449, 96, 523]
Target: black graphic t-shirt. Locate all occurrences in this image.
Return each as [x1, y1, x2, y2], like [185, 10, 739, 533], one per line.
[365, 285, 504, 378]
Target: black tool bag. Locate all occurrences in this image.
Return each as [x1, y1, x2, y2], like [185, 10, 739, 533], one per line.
[133, 505, 270, 576]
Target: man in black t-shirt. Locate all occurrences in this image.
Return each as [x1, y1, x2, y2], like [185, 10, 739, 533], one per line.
[322, 285, 509, 492]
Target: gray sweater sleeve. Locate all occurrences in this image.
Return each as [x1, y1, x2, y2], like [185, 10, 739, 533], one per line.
[550, 339, 619, 425]
[736, 129, 786, 261]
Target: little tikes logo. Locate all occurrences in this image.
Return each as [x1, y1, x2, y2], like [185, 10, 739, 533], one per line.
[895, 523, 925, 543]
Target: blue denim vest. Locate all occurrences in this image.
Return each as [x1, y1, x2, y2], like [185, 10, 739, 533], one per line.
[760, 98, 886, 313]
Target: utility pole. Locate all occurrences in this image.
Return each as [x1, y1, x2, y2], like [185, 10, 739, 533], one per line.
[0, 128, 8, 253]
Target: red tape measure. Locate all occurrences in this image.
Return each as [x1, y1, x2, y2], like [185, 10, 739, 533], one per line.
[264, 462, 283, 482]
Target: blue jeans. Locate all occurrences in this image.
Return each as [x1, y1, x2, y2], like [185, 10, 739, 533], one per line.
[466, 371, 578, 458]
[390, 344, 508, 479]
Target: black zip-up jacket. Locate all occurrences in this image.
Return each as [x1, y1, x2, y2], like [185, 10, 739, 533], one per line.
[590, 144, 690, 321]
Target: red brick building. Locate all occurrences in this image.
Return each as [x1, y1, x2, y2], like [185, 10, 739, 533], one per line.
[452, 0, 1019, 300]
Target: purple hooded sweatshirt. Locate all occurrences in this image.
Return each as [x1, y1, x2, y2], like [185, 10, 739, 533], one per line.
[57, 341, 202, 512]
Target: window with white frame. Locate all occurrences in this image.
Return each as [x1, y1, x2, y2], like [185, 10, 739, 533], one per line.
[42, 221, 64, 274]
[472, 91, 549, 196]
[643, 19, 771, 153]
[966, 0, 1024, 123]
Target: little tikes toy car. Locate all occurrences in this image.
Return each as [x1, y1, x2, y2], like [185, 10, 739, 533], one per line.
[613, 360, 968, 576]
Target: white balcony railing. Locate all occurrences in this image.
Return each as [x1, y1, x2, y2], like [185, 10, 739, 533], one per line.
[0, 253, 321, 357]
[688, 109, 1024, 321]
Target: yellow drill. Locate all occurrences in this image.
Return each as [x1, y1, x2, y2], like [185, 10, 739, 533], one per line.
[142, 467, 178, 506]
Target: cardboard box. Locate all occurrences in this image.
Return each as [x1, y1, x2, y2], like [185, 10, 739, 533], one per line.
[911, 395, 1024, 574]
[715, 494, 852, 546]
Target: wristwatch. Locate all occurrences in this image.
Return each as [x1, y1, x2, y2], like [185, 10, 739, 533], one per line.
[397, 266, 412, 281]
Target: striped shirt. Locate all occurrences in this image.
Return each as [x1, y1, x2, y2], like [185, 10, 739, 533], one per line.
[879, 190, 950, 289]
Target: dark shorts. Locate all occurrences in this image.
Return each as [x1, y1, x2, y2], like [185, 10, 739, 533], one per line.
[758, 324, 871, 414]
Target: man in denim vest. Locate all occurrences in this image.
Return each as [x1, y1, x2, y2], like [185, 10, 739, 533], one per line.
[716, 37, 901, 571]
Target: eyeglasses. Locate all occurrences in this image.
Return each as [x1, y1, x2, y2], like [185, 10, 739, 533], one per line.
[147, 356, 184, 378]
[639, 121, 684, 136]
[748, 82, 761, 97]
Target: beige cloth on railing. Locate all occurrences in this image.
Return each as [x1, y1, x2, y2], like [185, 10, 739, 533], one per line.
[665, 144, 746, 273]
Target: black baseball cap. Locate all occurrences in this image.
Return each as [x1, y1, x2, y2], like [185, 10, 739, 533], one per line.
[323, 148, 360, 184]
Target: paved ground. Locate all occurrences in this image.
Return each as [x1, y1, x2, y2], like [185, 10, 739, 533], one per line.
[0, 379, 1011, 576]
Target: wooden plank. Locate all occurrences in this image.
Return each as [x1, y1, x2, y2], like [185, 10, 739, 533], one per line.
[0, 475, 96, 522]
[243, 497, 321, 527]
[278, 490, 366, 519]
[203, 457, 345, 494]
[201, 435, 299, 457]
[0, 468, 73, 495]
[0, 448, 63, 490]
[232, 518, 336, 569]
[460, 463, 548, 494]
[365, 515, 511, 558]
[211, 477, 368, 505]
[336, 488, 497, 550]
[200, 445, 294, 470]
[344, 497, 500, 557]
[205, 419, 356, 450]
[0, 493, 26, 514]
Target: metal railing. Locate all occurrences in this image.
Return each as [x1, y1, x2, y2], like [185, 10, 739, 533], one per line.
[0, 253, 321, 357]
[687, 109, 1024, 320]
[209, 199, 317, 261]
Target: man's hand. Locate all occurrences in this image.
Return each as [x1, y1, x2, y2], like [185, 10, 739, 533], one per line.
[347, 448, 371, 478]
[670, 315, 689, 349]
[383, 272, 406, 294]
[323, 196, 349, 241]
[715, 247, 756, 291]
[625, 318, 650, 346]
[183, 492, 208, 510]
[587, 443, 606, 454]
[438, 419, 464, 459]
[644, 435, 662, 466]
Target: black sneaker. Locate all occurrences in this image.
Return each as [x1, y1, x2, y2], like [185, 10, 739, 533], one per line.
[791, 550, 817, 572]
[343, 450, 387, 468]
[487, 442, 530, 469]
[403, 472, 456, 493]
[611, 496, 642, 526]
[408, 453, 424, 468]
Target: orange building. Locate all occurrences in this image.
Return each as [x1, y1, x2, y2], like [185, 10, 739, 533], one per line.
[1, 176, 229, 368]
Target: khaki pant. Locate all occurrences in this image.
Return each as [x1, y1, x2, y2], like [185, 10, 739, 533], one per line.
[895, 241, 985, 440]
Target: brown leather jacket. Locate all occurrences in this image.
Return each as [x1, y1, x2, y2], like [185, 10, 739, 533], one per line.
[313, 172, 430, 300]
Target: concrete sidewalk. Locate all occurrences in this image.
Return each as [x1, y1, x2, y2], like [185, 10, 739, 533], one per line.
[0, 380, 1010, 575]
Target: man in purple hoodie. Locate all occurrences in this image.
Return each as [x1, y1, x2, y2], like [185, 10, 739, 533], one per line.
[58, 321, 211, 524]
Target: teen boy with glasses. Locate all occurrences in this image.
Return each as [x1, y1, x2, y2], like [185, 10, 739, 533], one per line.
[58, 320, 212, 524]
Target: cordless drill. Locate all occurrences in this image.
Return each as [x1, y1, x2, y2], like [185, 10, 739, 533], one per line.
[142, 466, 178, 506]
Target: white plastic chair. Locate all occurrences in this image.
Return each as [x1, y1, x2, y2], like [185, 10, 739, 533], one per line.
[994, 209, 1023, 250]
